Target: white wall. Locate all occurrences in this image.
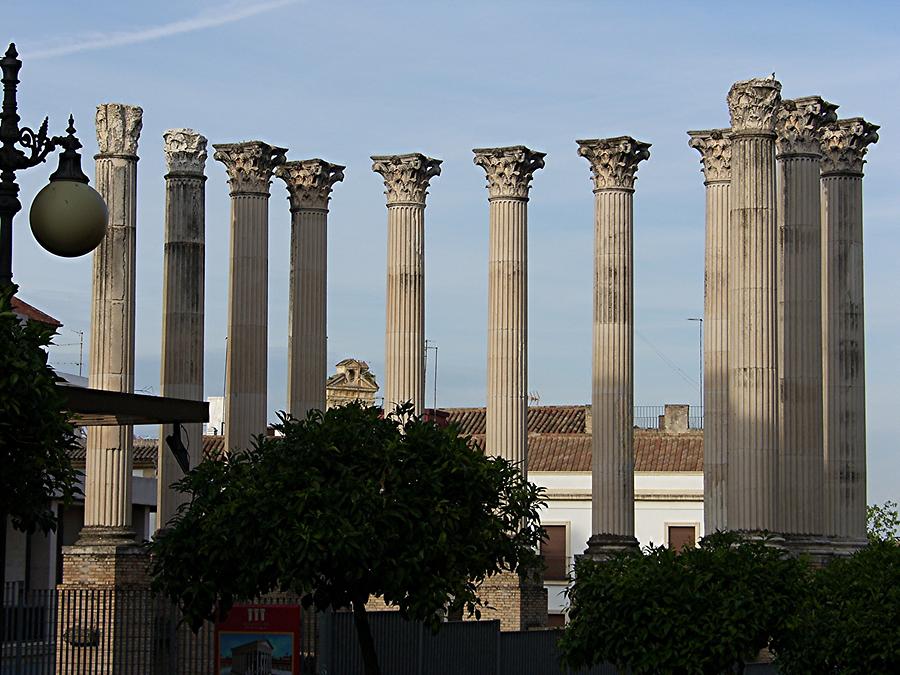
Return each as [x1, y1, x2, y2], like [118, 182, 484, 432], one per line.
[532, 470, 705, 617]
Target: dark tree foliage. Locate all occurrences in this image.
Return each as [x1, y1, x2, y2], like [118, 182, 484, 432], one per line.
[0, 284, 81, 535]
[774, 541, 900, 674]
[149, 402, 545, 675]
[559, 532, 808, 675]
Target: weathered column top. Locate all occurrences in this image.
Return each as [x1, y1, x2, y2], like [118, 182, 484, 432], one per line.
[371, 153, 441, 205]
[96, 103, 142, 159]
[576, 136, 651, 191]
[727, 77, 782, 136]
[775, 96, 838, 158]
[213, 141, 288, 196]
[819, 117, 880, 177]
[472, 145, 545, 199]
[687, 129, 731, 184]
[163, 128, 207, 177]
[276, 159, 345, 211]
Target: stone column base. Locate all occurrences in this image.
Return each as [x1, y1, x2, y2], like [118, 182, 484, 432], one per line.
[782, 534, 833, 566]
[465, 569, 547, 631]
[584, 533, 640, 560]
[825, 536, 868, 559]
[60, 541, 150, 588]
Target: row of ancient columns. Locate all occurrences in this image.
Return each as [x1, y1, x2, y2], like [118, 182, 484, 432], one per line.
[689, 78, 878, 555]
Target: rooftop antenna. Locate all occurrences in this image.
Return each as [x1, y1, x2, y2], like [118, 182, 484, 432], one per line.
[528, 391, 540, 405]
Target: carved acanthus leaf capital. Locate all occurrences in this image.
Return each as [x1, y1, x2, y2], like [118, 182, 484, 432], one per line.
[276, 159, 345, 209]
[775, 96, 838, 157]
[819, 118, 879, 176]
[472, 145, 545, 199]
[213, 141, 288, 195]
[727, 77, 782, 134]
[577, 136, 651, 190]
[163, 128, 207, 175]
[687, 129, 731, 183]
[96, 103, 143, 157]
[370, 153, 441, 204]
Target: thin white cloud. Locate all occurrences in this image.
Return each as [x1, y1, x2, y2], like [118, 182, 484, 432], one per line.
[26, 0, 300, 60]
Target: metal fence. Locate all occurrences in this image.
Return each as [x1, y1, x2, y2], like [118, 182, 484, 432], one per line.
[5, 589, 773, 675]
[633, 405, 703, 430]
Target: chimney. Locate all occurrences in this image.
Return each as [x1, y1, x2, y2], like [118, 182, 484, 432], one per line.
[584, 405, 592, 434]
[660, 404, 690, 433]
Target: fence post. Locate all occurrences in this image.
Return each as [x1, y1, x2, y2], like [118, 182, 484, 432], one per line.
[317, 609, 332, 675]
[416, 621, 424, 675]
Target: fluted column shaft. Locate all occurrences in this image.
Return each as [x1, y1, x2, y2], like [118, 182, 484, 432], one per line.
[372, 154, 441, 416]
[774, 97, 837, 544]
[214, 142, 287, 453]
[277, 160, 344, 418]
[82, 104, 142, 541]
[820, 118, 878, 545]
[474, 146, 544, 471]
[157, 129, 207, 528]
[578, 136, 650, 552]
[384, 204, 426, 412]
[726, 78, 782, 535]
[487, 197, 528, 467]
[688, 129, 732, 534]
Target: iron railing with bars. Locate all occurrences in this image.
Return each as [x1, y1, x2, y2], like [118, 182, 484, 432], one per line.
[633, 405, 704, 430]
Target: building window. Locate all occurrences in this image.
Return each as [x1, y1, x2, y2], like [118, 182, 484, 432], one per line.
[667, 525, 697, 552]
[547, 613, 566, 628]
[541, 524, 568, 581]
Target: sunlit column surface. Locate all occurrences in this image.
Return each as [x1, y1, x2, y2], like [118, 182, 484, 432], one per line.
[688, 129, 731, 534]
[276, 159, 344, 418]
[214, 141, 286, 453]
[372, 153, 441, 416]
[473, 146, 544, 472]
[577, 136, 650, 555]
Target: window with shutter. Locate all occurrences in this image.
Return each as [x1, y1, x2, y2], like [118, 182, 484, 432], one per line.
[541, 524, 568, 581]
[668, 525, 697, 552]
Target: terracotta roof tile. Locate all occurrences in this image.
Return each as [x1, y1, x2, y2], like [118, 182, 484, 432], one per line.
[443, 406, 586, 436]
[11, 297, 61, 327]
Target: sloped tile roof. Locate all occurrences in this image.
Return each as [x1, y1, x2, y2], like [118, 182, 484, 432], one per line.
[69, 435, 226, 469]
[443, 406, 587, 436]
[11, 296, 62, 327]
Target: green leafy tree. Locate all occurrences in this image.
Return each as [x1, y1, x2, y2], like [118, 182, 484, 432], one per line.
[774, 541, 900, 674]
[867, 501, 900, 543]
[559, 532, 809, 675]
[0, 284, 81, 589]
[149, 402, 545, 675]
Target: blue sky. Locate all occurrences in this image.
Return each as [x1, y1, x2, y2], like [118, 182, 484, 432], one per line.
[9, 1, 899, 502]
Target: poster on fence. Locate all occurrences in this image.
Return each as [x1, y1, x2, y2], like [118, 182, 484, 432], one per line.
[215, 603, 302, 675]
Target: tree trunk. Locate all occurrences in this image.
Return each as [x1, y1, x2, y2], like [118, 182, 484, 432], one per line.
[352, 597, 381, 675]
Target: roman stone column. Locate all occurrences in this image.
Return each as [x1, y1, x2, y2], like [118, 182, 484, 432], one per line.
[372, 153, 442, 415]
[157, 129, 207, 530]
[726, 77, 782, 536]
[687, 129, 731, 534]
[577, 137, 650, 555]
[80, 103, 142, 544]
[275, 159, 345, 418]
[473, 146, 544, 471]
[820, 117, 879, 551]
[774, 98, 837, 552]
[213, 141, 287, 453]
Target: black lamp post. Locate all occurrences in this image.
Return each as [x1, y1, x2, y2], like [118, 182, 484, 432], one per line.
[0, 42, 107, 289]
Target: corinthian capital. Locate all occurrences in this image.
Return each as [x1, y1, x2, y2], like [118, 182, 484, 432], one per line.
[371, 153, 442, 205]
[687, 129, 731, 183]
[576, 136, 651, 191]
[820, 117, 880, 176]
[472, 145, 545, 199]
[276, 159, 345, 210]
[96, 103, 142, 157]
[727, 77, 782, 134]
[163, 128, 207, 176]
[775, 96, 838, 157]
[213, 141, 288, 196]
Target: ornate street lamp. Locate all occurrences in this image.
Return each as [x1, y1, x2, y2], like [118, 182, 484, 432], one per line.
[0, 43, 107, 288]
